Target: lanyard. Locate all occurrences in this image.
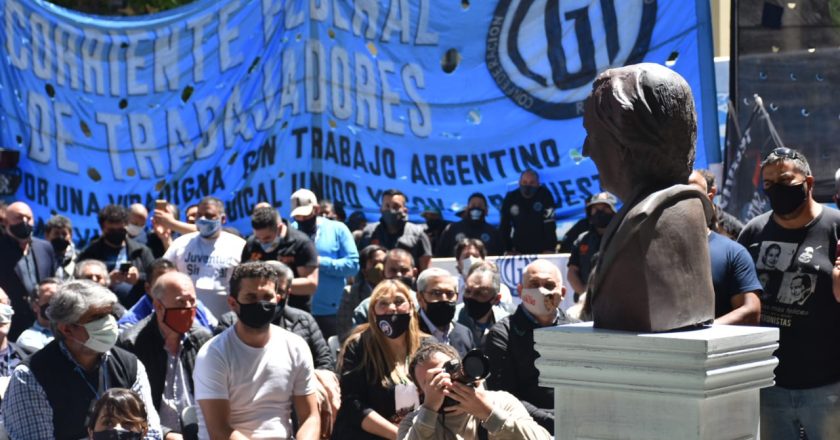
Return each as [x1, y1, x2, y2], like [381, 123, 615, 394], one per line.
[74, 358, 109, 400]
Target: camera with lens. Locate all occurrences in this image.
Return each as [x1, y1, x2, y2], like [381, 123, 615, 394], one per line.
[442, 349, 490, 408]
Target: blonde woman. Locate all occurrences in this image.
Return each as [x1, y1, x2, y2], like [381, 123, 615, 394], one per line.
[332, 280, 429, 440]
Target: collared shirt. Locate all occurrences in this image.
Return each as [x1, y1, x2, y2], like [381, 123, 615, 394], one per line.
[0, 344, 23, 378]
[16, 322, 54, 353]
[159, 345, 193, 431]
[2, 341, 163, 440]
[418, 308, 453, 344]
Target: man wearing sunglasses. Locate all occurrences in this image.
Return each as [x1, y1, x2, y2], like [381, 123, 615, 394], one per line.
[737, 147, 840, 440]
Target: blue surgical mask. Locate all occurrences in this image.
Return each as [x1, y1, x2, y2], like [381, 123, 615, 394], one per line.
[196, 218, 222, 238]
[260, 236, 280, 252]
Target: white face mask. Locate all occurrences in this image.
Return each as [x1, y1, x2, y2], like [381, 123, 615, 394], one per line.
[461, 256, 483, 278]
[125, 223, 144, 238]
[520, 287, 560, 317]
[80, 315, 119, 353]
[0, 304, 14, 324]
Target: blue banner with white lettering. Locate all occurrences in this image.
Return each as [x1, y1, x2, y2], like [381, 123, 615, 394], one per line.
[0, 0, 717, 244]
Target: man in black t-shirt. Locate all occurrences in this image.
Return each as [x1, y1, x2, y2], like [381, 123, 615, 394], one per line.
[737, 148, 840, 440]
[241, 207, 319, 312]
[499, 170, 557, 254]
[360, 189, 432, 270]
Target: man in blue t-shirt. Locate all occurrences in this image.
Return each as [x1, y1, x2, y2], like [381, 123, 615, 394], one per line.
[690, 171, 762, 324]
[290, 189, 360, 339]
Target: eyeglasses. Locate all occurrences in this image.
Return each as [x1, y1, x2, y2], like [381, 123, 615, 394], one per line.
[424, 289, 457, 301]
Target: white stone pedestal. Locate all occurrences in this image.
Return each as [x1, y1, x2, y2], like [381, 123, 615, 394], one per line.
[534, 323, 779, 440]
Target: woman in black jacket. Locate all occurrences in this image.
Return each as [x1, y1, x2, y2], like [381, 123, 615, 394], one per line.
[332, 280, 427, 440]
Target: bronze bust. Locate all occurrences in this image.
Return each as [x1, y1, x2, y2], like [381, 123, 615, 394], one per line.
[582, 63, 715, 332]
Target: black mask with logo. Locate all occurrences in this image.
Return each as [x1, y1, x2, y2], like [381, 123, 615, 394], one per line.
[424, 301, 456, 327]
[765, 182, 808, 216]
[375, 313, 410, 339]
[237, 300, 276, 329]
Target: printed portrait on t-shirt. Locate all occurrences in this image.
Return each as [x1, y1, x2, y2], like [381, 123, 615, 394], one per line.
[756, 241, 796, 271]
[776, 273, 817, 306]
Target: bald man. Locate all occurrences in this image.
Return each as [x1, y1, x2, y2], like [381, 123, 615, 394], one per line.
[118, 271, 212, 438]
[0, 201, 57, 340]
[484, 259, 576, 435]
[127, 203, 149, 244]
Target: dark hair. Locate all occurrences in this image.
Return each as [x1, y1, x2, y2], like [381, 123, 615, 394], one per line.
[765, 243, 782, 255]
[453, 238, 487, 262]
[86, 388, 148, 435]
[467, 192, 488, 206]
[695, 169, 716, 191]
[251, 207, 279, 231]
[30, 277, 60, 303]
[230, 262, 280, 299]
[346, 211, 367, 232]
[408, 343, 460, 386]
[360, 244, 387, 270]
[199, 196, 226, 215]
[761, 147, 812, 176]
[383, 189, 407, 202]
[520, 169, 539, 181]
[145, 258, 176, 280]
[45, 215, 72, 233]
[385, 248, 415, 268]
[792, 274, 812, 290]
[98, 205, 128, 226]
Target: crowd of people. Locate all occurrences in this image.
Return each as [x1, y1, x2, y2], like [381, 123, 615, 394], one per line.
[0, 146, 838, 439]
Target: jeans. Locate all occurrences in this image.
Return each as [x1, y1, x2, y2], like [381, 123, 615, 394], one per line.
[760, 381, 840, 440]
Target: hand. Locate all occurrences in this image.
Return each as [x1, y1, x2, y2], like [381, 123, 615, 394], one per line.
[153, 208, 177, 229]
[420, 368, 451, 412]
[443, 381, 493, 421]
[109, 269, 125, 287]
[314, 369, 340, 438]
[152, 217, 172, 241]
[125, 266, 140, 285]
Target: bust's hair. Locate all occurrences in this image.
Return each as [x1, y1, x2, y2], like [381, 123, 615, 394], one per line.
[585, 63, 697, 189]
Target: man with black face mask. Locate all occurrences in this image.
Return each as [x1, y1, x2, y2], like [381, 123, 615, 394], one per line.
[194, 262, 320, 440]
[499, 169, 558, 254]
[79, 204, 154, 309]
[737, 148, 840, 440]
[415, 268, 475, 358]
[361, 189, 433, 270]
[434, 193, 503, 257]
[566, 192, 617, 301]
[44, 215, 76, 280]
[290, 189, 359, 339]
[0, 201, 56, 340]
[456, 261, 515, 345]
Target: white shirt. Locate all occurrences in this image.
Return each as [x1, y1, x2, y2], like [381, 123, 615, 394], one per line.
[193, 325, 317, 440]
[163, 231, 245, 319]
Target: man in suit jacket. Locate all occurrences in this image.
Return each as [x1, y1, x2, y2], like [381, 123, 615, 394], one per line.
[0, 202, 56, 341]
[415, 267, 475, 358]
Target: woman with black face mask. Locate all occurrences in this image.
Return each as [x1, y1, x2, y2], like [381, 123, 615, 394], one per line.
[333, 280, 430, 440]
[87, 388, 149, 440]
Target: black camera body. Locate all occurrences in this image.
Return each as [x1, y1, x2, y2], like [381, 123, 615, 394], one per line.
[442, 349, 491, 408]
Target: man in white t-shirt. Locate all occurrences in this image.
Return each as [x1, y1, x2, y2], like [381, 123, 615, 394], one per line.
[164, 196, 245, 319]
[194, 262, 320, 440]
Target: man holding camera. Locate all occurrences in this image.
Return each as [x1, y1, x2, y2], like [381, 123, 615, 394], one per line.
[397, 343, 550, 440]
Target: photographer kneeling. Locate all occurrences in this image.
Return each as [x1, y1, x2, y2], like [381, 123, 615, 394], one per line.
[398, 343, 550, 440]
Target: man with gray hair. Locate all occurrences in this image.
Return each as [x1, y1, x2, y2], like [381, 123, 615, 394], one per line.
[457, 261, 515, 345]
[118, 271, 212, 440]
[416, 267, 475, 357]
[2, 279, 161, 439]
[75, 259, 111, 286]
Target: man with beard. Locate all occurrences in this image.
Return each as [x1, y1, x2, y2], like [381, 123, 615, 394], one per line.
[0, 201, 56, 340]
[194, 262, 320, 439]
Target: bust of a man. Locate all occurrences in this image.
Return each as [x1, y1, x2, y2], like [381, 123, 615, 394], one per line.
[582, 63, 714, 332]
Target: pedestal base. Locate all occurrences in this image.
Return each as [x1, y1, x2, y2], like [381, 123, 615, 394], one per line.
[534, 323, 779, 440]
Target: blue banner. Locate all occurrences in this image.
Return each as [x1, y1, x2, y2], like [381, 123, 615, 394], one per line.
[0, 0, 717, 244]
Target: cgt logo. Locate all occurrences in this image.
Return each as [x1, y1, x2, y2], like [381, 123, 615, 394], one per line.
[496, 254, 536, 295]
[486, 0, 657, 120]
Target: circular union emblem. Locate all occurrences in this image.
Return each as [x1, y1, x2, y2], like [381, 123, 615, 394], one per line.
[533, 202, 543, 212]
[510, 204, 520, 216]
[379, 319, 393, 337]
[481, 233, 491, 243]
[486, 0, 657, 119]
